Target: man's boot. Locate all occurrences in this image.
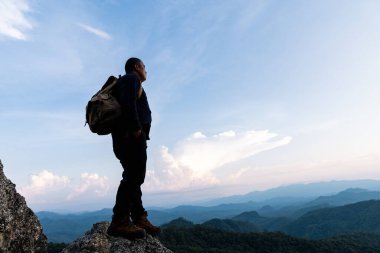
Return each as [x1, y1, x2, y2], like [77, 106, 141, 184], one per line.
[133, 211, 161, 236]
[107, 215, 146, 239]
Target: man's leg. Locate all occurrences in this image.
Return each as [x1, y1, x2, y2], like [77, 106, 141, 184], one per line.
[108, 134, 146, 239]
[108, 181, 146, 239]
[128, 133, 147, 218]
[112, 132, 146, 217]
[128, 133, 161, 236]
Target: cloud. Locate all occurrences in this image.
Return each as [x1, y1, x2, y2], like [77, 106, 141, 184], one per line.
[67, 172, 110, 200]
[19, 170, 110, 204]
[144, 129, 291, 191]
[19, 170, 71, 199]
[78, 23, 112, 40]
[145, 146, 219, 192]
[0, 0, 33, 40]
[176, 130, 291, 175]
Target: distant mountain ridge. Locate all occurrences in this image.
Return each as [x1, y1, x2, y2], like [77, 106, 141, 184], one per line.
[200, 179, 380, 206]
[38, 182, 380, 243]
[257, 187, 380, 218]
[305, 188, 380, 207]
[38, 209, 113, 243]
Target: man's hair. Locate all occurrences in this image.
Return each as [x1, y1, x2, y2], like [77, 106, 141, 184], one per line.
[125, 57, 142, 73]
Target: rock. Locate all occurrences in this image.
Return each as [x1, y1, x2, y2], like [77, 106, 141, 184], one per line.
[62, 222, 173, 253]
[0, 160, 48, 253]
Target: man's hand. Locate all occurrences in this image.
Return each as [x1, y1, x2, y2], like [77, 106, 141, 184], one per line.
[133, 129, 142, 138]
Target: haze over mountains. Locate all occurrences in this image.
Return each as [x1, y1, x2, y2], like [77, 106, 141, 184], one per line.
[198, 179, 380, 206]
[37, 179, 380, 243]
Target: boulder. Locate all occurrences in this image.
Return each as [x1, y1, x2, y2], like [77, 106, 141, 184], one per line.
[62, 221, 173, 253]
[0, 160, 48, 253]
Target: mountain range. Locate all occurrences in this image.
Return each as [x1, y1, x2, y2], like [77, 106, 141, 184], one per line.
[198, 179, 380, 206]
[162, 199, 380, 239]
[37, 180, 380, 243]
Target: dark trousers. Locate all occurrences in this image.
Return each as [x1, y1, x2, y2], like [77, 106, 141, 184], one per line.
[111, 131, 147, 220]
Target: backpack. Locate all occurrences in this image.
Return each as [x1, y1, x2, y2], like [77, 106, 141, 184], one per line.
[85, 75, 122, 135]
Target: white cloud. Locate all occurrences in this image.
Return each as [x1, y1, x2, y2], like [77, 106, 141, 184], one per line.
[67, 172, 109, 200]
[176, 130, 291, 175]
[190, 131, 207, 139]
[144, 129, 291, 191]
[18, 170, 110, 205]
[145, 146, 219, 192]
[0, 0, 33, 40]
[78, 23, 112, 40]
[19, 170, 70, 199]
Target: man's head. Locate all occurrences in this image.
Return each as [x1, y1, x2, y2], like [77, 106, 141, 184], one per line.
[125, 57, 147, 82]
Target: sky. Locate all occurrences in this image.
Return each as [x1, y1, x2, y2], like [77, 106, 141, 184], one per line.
[0, 0, 380, 212]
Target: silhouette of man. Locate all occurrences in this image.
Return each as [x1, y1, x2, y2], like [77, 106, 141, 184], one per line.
[107, 57, 160, 239]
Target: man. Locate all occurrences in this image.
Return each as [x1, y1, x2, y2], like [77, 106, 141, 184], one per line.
[107, 57, 160, 239]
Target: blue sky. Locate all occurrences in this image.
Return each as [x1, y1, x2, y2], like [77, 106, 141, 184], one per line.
[1, 0, 380, 211]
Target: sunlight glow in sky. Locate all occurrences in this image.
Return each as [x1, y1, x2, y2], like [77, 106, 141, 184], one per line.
[0, 0, 380, 211]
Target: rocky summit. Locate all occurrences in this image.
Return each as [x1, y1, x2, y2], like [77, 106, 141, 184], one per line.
[62, 221, 173, 253]
[0, 160, 48, 253]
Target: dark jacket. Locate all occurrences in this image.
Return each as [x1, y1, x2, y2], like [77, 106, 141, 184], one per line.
[112, 73, 152, 139]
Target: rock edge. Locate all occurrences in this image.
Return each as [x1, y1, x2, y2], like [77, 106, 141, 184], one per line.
[0, 160, 48, 253]
[62, 221, 173, 253]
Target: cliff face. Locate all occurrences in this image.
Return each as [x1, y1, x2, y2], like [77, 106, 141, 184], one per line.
[62, 222, 173, 253]
[0, 160, 48, 253]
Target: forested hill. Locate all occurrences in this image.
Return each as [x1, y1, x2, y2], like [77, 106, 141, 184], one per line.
[162, 200, 380, 241]
[283, 200, 380, 239]
[159, 227, 380, 253]
[231, 210, 291, 231]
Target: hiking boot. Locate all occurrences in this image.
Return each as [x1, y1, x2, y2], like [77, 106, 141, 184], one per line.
[133, 211, 161, 236]
[107, 216, 146, 239]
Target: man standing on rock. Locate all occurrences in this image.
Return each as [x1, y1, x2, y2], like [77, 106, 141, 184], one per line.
[107, 57, 160, 239]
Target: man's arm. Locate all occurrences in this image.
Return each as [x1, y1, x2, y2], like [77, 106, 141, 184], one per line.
[117, 75, 142, 136]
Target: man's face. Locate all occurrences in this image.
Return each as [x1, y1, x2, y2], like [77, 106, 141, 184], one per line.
[135, 61, 147, 82]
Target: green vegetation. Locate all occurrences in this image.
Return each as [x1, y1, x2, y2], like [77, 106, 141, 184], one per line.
[283, 200, 380, 239]
[161, 217, 195, 229]
[202, 218, 258, 233]
[164, 199, 380, 239]
[159, 226, 380, 253]
[231, 211, 291, 231]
